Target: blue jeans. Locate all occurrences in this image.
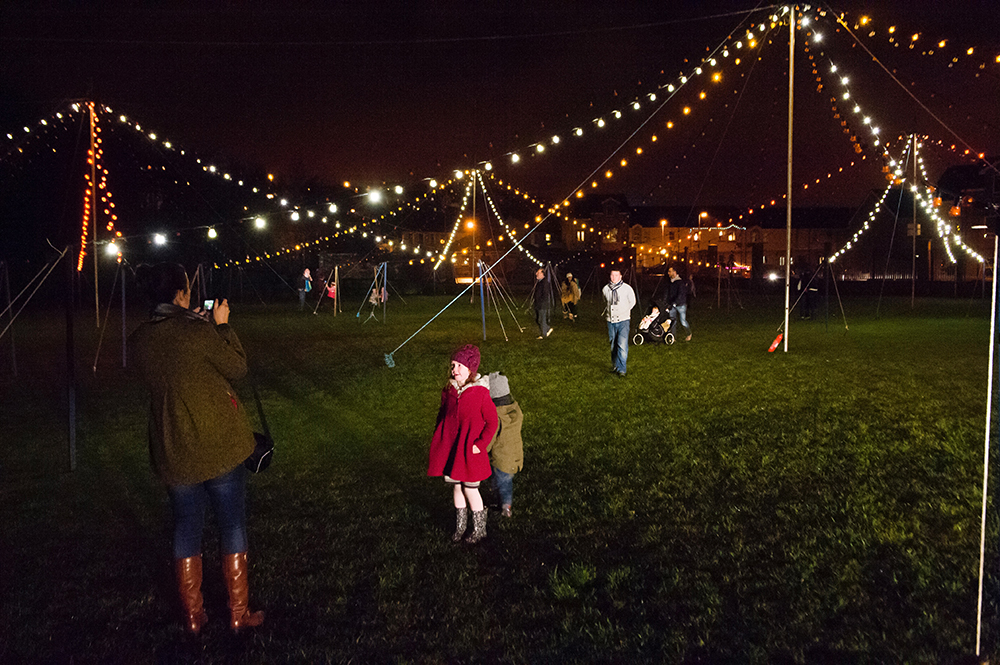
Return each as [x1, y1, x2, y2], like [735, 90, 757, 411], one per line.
[492, 466, 514, 506]
[670, 305, 690, 336]
[167, 464, 248, 559]
[608, 320, 630, 374]
[298, 289, 306, 309]
[535, 308, 550, 337]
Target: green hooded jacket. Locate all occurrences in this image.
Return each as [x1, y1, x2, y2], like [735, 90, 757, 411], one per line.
[130, 310, 255, 485]
[488, 400, 524, 475]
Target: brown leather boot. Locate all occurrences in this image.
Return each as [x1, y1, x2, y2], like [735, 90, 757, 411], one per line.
[222, 552, 264, 631]
[175, 555, 208, 635]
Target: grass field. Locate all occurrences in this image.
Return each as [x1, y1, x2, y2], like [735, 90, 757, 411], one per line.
[1, 291, 998, 663]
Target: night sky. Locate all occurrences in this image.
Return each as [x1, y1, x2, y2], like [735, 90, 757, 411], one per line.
[1, 1, 997, 222]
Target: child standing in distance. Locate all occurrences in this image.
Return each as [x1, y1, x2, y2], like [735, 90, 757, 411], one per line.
[486, 372, 523, 518]
[428, 345, 499, 544]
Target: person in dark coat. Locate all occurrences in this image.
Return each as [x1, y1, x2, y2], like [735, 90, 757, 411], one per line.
[130, 263, 264, 635]
[296, 268, 312, 309]
[533, 267, 555, 339]
[657, 265, 692, 341]
[428, 345, 499, 543]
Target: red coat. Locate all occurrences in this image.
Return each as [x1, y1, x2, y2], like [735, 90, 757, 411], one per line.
[428, 376, 499, 483]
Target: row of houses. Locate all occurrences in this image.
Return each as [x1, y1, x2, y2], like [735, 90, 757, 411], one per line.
[395, 171, 995, 283]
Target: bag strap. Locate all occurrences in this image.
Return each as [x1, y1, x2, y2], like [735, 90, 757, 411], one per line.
[247, 371, 272, 441]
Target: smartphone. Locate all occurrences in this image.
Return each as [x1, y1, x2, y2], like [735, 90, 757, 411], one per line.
[203, 299, 214, 311]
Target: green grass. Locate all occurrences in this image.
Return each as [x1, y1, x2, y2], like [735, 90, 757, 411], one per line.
[1, 293, 998, 663]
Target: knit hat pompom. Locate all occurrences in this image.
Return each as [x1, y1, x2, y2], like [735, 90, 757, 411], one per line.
[450, 344, 480, 376]
[488, 371, 510, 400]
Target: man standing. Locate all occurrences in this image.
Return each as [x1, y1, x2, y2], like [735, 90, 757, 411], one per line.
[296, 268, 312, 310]
[665, 265, 692, 341]
[602, 269, 635, 376]
[533, 267, 555, 339]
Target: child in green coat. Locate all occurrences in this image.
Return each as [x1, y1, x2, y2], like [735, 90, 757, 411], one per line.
[487, 372, 524, 518]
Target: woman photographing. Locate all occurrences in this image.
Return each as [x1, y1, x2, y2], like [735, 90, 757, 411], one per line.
[130, 263, 264, 635]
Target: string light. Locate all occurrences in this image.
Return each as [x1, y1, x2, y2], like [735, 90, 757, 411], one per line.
[77, 102, 120, 270]
[475, 171, 542, 266]
[433, 178, 475, 270]
[829, 137, 984, 265]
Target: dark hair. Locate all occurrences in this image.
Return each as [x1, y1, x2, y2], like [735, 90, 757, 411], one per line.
[135, 263, 188, 305]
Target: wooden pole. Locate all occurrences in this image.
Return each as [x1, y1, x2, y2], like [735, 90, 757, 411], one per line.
[976, 234, 998, 656]
[911, 134, 917, 308]
[89, 103, 100, 328]
[65, 250, 77, 471]
[121, 261, 127, 368]
[783, 10, 795, 353]
[717, 262, 721, 309]
[1, 262, 16, 376]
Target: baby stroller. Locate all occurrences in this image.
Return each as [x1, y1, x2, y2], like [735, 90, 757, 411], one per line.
[633, 307, 675, 345]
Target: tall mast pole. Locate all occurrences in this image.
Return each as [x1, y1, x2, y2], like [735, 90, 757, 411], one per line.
[783, 9, 795, 352]
[89, 102, 100, 327]
[912, 134, 917, 308]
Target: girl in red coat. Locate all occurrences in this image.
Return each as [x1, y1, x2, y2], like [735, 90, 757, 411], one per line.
[428, 345, 499, 543]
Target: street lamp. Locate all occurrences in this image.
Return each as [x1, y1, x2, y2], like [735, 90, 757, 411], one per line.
[660, 218, 667, 241]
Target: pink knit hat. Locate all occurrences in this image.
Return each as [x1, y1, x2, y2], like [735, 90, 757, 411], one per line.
[450, 344, 480, 376]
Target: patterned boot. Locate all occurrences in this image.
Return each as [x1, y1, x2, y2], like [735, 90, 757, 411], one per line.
[452, 507, 469, 542]
[465, 508, 488, 544]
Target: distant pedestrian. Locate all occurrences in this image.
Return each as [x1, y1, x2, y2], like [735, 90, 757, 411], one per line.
[486, 372, 523, 518]
[130, 263, 264, 636]
[602, 268, 636, 376]
[428, 345, 499, 544]
[664, 266, 692, 341]
[561, 272, 581, 321]
[794, 264, 816, 319]
[533, 267, 556, 339]
[297, 268, 312, 309]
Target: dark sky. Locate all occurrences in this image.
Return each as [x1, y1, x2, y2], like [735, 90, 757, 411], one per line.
[1, 0, 997, 211]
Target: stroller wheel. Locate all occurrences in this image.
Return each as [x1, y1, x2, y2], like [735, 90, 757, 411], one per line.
[632, 333, 644, 345]
[665, 332, 675, 345]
